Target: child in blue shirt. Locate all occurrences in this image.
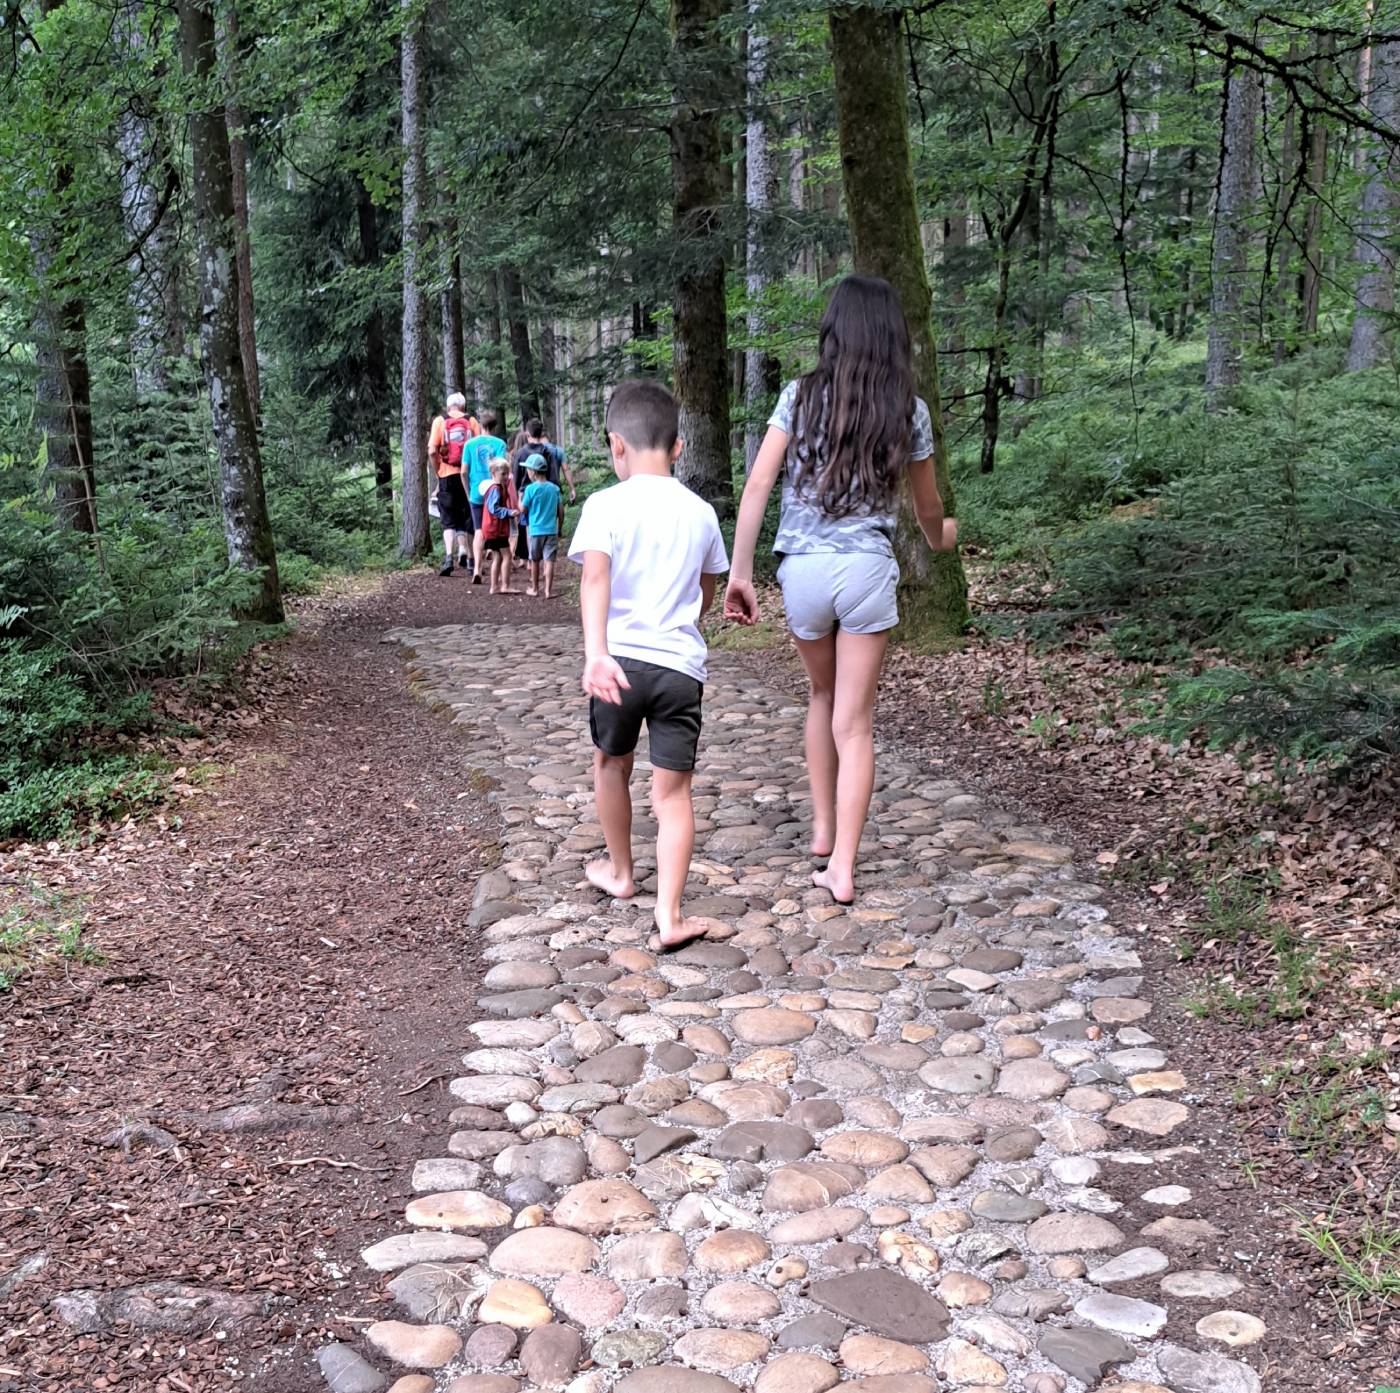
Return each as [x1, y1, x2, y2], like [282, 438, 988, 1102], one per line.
[520, 455, 563, 599]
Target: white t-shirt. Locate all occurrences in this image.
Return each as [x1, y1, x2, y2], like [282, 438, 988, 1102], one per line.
[568, 474, 729, 682]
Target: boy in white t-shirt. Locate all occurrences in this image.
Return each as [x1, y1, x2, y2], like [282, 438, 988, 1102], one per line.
[568, 379, 729, 949]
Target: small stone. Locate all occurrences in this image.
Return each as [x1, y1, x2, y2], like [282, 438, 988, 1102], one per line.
[754, 1353, 840, 1393]
[386, 1379, 433, 1393]
[807, 1269, 949, 1342]
[934, 1336, 1007, 1386]
[907, 1145, 979, 1188]
[316, 1344, 387, 1393]
[1106, 1098, 1191, 1136]
[775, 1314, 846, 1349]
[702, 1280, 781, 1323]
[695, 1228, 771, 1273]
[1074, 1291, 1168, 1337]
[553, 1179, 657, 1234]
[1037, 1327, 1135, 1385]
[406, 1191, 512, 1232]
[488, 1227, 598, 1277]
[519, 1323, 583, 1388]
[613, 1369, 741, 1393]
[365, 1321, 462, 1369]
[553, 1272, 624, 1325]
[1142, 1184, 1192, 1206]
[820, 1131, 909, 1167]
[1128, 1069, 1187, 1095]
[361, 1233, 487, 1272]
[733, 1008, 816, 1045]
[1026, 1212, 1125, 1254]
[767, 1256, 808, 1288]
[770, 1207, 864, 1244]
[1196, 1310, 1268, 1346]
[1160, 1270, 1245, 1299]
[674, 1328, 771, 1372]
[477, 1278, 552, 1329]
[1090, 996, 1152, 1024]
[1086, 1246, 1169, 1286]
[838, 1334, 928, 1375]
[995, 1059, 1069, 1101]
[935, 1272, 992, 1308]
[1141, 1216, 1223, 1252]
[917, 1058, 997, 1094]
[609, 1231, 688, 1278]
[1156, 1343, 1262, 1393]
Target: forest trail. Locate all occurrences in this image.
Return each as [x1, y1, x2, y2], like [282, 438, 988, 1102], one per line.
[2, 579, 1338, 1393]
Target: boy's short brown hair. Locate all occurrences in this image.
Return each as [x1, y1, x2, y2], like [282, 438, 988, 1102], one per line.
[605, 379, 680, 452]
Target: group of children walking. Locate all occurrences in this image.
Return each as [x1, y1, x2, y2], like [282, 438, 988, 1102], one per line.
[571, 274, 958, 947]
[427, 407, 573, 598]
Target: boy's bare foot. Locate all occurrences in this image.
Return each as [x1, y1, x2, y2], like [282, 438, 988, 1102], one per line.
[812, 866, 854, 906]
[586, 860, 635, 900]
[526, 587, 537, 597]
[652, 912, 709, 951]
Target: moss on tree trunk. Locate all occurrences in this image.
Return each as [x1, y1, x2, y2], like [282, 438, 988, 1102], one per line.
[830, 4, 969, 641]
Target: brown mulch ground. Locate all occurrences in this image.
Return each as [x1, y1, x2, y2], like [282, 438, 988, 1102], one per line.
[0, 568, 567, 1393]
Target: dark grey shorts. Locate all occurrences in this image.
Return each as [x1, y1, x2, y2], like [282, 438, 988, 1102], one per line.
[528, 533, 559, 562]
[590, 658, 704, 772]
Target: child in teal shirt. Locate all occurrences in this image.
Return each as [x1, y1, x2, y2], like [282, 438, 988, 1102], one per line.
[521, 455, 562, 599]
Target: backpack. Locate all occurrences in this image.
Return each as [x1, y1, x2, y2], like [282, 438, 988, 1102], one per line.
[437, 414, 473, 470]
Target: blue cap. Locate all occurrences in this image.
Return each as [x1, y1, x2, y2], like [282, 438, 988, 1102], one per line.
[525, 453, 548, 473]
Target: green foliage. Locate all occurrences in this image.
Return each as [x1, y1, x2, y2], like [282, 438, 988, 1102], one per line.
[1294, 1192, 1400, 1319]
[0, 881, 100, 991]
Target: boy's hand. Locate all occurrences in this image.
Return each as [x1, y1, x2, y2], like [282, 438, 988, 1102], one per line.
[583, 654, 631, 705]
[724, 579, 760, 626]
[937, 518, 958, 552]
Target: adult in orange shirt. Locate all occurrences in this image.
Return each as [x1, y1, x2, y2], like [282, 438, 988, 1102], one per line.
[427, 393, 481, 576]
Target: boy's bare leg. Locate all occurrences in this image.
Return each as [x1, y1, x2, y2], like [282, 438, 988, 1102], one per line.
[651, 767, 706, 948]
[472, 528, 485, 580]
[586, 751, 636, 899]
[542, 558, 555, 599]
[527, 559, 539, 596]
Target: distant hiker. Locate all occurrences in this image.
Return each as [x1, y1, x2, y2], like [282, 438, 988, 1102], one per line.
[461, 410, 507, 585]
[568, 379, 729, 949]
[512, 418, 575, 561]
[520, 455, 562, 599]
[481, 458, 519, 595]
[725, 275, 958, 906]
[427, 392, 477, 576]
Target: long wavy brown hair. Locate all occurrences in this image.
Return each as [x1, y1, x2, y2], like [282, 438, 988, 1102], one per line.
[788, 275, 916, 518]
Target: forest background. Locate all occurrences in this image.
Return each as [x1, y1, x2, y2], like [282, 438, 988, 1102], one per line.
[3, 0, 1400, 1312]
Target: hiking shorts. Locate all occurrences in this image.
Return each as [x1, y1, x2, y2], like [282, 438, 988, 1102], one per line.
[590, 658, 703, 773]
[778, 551, 900, 640]
[469, 501, 485, 530]
[528, 533, 559, 562]
[437, 473, 470, 532]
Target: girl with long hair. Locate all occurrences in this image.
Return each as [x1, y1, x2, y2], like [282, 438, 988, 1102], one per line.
[725, 274, 958, 904]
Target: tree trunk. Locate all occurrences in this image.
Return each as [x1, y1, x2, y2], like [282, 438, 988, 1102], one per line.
[539, 315, 558, 437]
[216, 0, 259, 422]
[1299, 89, 1329, 339]
[357, 181, 392, 506]
[1205, 66, 1260, 410]
[501, 266, 541, 424]
[116, 0, 181, 396]
[396, 0, 430, 558]
[32, 285, 96, 535]
[830, 3, 968, 637]
[1272, 71, 1298, 364]
[743, 0, 781, 471]
[441, 247, 465, 397]
[177, 0, 281, 620]
[669, 0, 733, 517]
[1347, 40, 1400, 371]
[485, 275, 510, 429]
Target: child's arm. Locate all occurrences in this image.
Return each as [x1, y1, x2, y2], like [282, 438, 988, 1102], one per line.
[725, 424, 785, 624]
[908, 457, 957, 552]
[699, 573, 719, 618]
[579, 551, 630, 704]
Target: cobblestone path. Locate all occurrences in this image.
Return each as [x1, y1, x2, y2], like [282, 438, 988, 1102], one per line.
[318, 621, 1268, 1393]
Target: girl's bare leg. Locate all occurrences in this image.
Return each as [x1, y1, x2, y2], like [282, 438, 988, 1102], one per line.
[791, 633, 838, 859]
[812, 628, 889, 904]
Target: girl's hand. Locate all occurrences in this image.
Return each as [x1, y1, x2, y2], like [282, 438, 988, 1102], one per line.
[938, 518, 958, 552]
[583, 654, 630, 705]
[724, 579, 760, 625]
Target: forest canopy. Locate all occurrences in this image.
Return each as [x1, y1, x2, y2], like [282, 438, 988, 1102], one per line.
[3, 0, 1400, 837]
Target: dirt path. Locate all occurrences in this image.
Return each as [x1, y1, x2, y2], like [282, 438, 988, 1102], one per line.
[0, 571, 567, 1393]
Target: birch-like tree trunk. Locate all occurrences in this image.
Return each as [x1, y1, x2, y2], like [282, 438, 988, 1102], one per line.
[669, 0, 733, 518]
[830, 3, 968, 637]
[216, 0, 259, 421]
[743, 0, 779, 471]
[1205, 67, 1260, 409]
[397, 0, 430, 558]
[1347, 41, 1400, 371]
[116, 0, 181, 396]
[177, 0, 281, 621]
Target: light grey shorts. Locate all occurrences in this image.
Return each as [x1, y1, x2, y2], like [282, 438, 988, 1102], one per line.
[778, 551, 900, 640]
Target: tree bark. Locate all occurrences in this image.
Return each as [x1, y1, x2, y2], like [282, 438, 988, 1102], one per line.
[32, 279, 96, 535]
[1205, 66, 1260, 410]
[177, 0, 282, 620]
[441, 247, 465, 398]
[485, 275, 510, 429]
[1347, 40, 1400, 371]
[501, 266, 541, 424]
[830, 3, 968, 637]
[116, 0, 181, 397]
[357, 181, 392, 505]
[539, 314, 559, 437]
[397, 0, 430, 558]
[1299, 87, 1329, 339]
[216, 0, 259, 422]
[743, 0, 781, 472]
[669, 0, 733, 518]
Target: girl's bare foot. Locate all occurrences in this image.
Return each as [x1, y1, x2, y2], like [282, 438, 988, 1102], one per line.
[526, 587, 538, 597]
[586, 860, 635, 900]
[810, 830, 835, 859]
[653, 911, 709, 951]
[812, 866, 854, 906]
